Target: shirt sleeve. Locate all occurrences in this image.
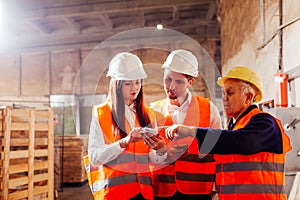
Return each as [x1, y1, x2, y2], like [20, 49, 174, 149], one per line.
[149, 150, 168, 164]
[209, 101, 222, 129]
[196, 113, 283, 155]
[88, 108, 125, 165]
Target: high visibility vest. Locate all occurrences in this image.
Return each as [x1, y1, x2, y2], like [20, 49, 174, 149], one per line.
[151, 96, 216, 196]
[215, 108, 292, 200]
[85, 103, 155, 200]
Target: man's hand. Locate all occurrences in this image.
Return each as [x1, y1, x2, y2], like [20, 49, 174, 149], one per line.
[166, 145, 186, 161]
[165, 124, 197, 141]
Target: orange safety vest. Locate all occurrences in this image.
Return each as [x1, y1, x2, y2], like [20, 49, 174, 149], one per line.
[214, 108, 292, 200]
[151, 96, 216, 197]
[84, 103, 155, 200]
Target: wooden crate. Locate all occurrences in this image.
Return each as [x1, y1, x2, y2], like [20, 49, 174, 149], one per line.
[0, 107, 54, 200]
[54, 135, 88, 185]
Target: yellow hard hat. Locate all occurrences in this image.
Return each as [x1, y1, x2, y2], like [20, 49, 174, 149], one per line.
[107, 52, 147, 80]
[217, 66, 263, 102]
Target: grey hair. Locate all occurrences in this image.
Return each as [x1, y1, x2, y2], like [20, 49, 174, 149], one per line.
[239, 81, 256, 102]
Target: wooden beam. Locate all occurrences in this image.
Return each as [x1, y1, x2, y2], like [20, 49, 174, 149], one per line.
[27, 20, 52, 34]
[9, 0, 211, 20]
[172, 6, 180, 23]
[64, 17, 81, 32]
[206, 1, 216, 21]
[140, 11, 145, 26]
[0, 24, 219, 53]
[99, 14, 113, 29]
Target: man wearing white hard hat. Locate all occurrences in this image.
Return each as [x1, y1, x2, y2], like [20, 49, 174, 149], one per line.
[86, 52, 166, 200]
[149, 49, 221, 200]
[165, 66, 292, 200]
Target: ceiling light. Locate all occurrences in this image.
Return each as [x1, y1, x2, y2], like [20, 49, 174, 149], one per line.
[156, 24, 163, 30]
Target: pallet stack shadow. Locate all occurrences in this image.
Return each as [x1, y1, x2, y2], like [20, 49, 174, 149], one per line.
[0, 107, 54, 200]
[54, 135, 88, 187]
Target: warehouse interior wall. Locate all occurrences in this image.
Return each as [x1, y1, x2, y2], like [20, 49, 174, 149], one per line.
[0, 43, 220, 135]
[217, 0, 300, 107]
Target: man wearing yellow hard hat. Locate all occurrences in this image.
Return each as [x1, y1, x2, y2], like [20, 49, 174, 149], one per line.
[164, 66, 292, 200]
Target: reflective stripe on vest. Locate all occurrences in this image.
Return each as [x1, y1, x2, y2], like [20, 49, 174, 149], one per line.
[215, 108, 291, 200]
[216, 162, 285, 172]
[216, 184, 286, 194]
[151, 96, 216, 196]
[104, 153, 149, 166]
[92, 174, 152, 192]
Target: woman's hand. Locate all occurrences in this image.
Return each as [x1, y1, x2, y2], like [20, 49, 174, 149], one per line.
[143, 133, 166, 155]
[119, 128, 143, 148]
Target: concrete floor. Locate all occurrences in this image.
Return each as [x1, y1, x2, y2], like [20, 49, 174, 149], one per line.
[54, 176, 300, 200]
[56, 183, 93, 200]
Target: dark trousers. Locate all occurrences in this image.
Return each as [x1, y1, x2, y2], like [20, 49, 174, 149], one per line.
[154, 190, 212, 200]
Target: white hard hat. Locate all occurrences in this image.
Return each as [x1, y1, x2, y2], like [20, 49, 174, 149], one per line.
[107, 52, 148, 80]
[162, 49, 199, 77]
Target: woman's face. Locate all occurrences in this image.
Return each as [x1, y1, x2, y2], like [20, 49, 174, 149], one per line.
[121, 79, 142, 105]
[222, 79, 250, 119]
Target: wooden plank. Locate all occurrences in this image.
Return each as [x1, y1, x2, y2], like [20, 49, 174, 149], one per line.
[11, 109, 30, 117]
[9, 164, 28, 174]
[35, 110, 51, 121]
[33, 173, 49, 183]
[47, 109, 54, 200]
[33, 185, 48, 195]
[34, 160, 49, 171]
[35, 124, 49, 131]
[9, 161, 48, 174]
[10, 122, 30, 131]
[3, 108, 12, 200]
[9, 176, 28, 188]
[35, 149, 48, 157]
[9, 150, 28, 159]
[10, 149, 48, 159]
[9, 138, 48, 146]
[0, 138, 5, 147]
[8, 189, 28, 200]
[28, 110, 35, 199]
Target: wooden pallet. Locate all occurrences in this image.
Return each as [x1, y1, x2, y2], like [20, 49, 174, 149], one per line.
[0, 107, 54, 200]
[54, 135, 88, 185]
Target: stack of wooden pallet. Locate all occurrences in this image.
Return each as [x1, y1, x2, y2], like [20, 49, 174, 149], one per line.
[54, 135, 88, 186]
[0, 106, 54, 200]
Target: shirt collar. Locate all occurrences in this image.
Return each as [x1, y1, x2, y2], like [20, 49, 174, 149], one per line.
[167, 89, 192, 107]
[125, 102, 136, 113]
[228, 104, 258, 130]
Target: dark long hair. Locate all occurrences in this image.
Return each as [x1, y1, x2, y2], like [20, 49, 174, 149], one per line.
[108, 79, 151, 138]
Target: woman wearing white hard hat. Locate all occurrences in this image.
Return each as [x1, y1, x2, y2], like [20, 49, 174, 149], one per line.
[86, 52, 167, 200]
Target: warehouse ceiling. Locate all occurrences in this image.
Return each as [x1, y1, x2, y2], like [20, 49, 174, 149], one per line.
[1, 0, 220, 52]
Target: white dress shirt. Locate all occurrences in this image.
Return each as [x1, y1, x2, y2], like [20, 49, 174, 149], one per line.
[167, 91, 222, 128]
